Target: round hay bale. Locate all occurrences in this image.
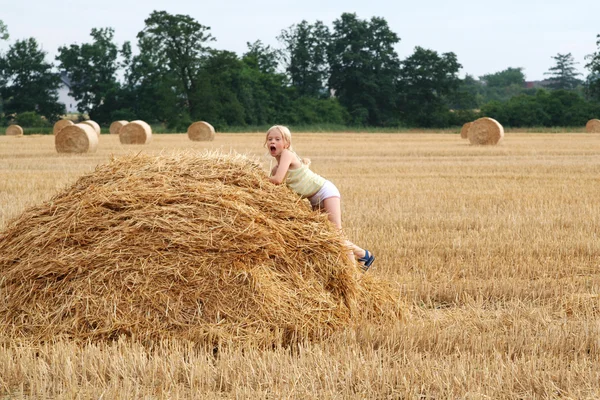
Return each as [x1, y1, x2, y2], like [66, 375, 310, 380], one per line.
[468, 117, 504, 145]
[55, 123, 99, 153]
[5, 125, 23, 136]
[109, 120, 128, 135]
[119, 120, 152, 144]
[0, 151, 399, 345]
[585, 119, 600, 133]
[53, 119, 74, 135]
[81, 120, 101, 137]
[460, 121, 472, 139]
[188, 121, 215, 141]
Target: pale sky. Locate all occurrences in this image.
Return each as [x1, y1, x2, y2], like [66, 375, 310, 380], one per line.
[1, 0, 599, 81]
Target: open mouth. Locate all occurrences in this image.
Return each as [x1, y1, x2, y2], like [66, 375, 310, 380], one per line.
[270, 145, 276, 151]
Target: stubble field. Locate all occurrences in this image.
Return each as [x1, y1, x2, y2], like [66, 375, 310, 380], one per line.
[1, 132, 599, 399]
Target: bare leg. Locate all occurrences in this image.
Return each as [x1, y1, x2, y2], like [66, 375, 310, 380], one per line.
[319, 197, 366, 260]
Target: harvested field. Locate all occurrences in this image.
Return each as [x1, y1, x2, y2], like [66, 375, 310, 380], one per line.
[1, 131, 600, 398]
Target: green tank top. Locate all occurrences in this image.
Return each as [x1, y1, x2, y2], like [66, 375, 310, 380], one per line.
[285, 162, 326, 198]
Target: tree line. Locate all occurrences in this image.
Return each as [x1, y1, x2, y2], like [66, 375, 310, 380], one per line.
[1, 12, 600, 130]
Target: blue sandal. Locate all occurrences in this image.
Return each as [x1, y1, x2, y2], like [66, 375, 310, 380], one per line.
[358, 250, 375, 271]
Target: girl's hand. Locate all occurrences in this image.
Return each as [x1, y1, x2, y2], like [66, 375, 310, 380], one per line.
[302, 157, 311, 167]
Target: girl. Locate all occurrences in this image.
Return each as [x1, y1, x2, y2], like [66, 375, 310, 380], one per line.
[265, 125, 375, 271]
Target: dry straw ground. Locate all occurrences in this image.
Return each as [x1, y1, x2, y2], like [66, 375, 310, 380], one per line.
[1, 131, 600, 398]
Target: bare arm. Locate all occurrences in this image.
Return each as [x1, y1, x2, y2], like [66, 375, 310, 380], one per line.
[269, 149, 294, 185]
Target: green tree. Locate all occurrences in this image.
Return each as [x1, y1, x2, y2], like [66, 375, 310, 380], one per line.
[191, 50, 245, 129]
[15, 111, 47, 127]
[0, 38, 64, 122]
[239, 41, 290, 125]
[279, 20, 330, 98]
[479, 67, 528, 103]
[287, 96, 348, 125]
[544, 53, 582, 90]
[537, 89, 593, 126]
[328, 13, 401, 126]
[480, 88, 600, 127]
[450, 73, 484, 110]
[479, 100, 507, 124]
[124, 25, 180, 125]
[244, 40, 281, 74]
[0, 19, 9, 116]
[0, 20, 8, 41]
[56, 27, 130, 122]
[480, 67, 525, 88]
[503, 93, 550, 127]
[136, 10, 215, 118]
[585, 34, 600, 101]
[398, 46, 462, 127]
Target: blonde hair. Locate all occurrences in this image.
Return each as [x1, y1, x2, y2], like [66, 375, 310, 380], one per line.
[265, 125, 311, 166]
[265, 125, 293, 151]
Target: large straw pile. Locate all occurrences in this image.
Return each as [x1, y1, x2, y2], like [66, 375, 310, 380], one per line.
[188, 121, 215, 141]
[109, 120, 128, 135]
[586, 119, 600, 133]
[53, 119, 74, 135]
[6, 125, 23, 136]
[119, 120, 152, 144]
[55, 123, 99, 153]
[468, 117, 504, 145]
[460, 122, 472, 139]
[0, 151, 398, 345]
[81, 120, 101, 137]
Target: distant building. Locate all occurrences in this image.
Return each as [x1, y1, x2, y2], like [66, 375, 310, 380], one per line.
[524, 80, 550, 89]
[57, 71, 79, 114]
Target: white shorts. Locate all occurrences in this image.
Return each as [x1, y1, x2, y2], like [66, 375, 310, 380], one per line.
[308, 180, 341, 208]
